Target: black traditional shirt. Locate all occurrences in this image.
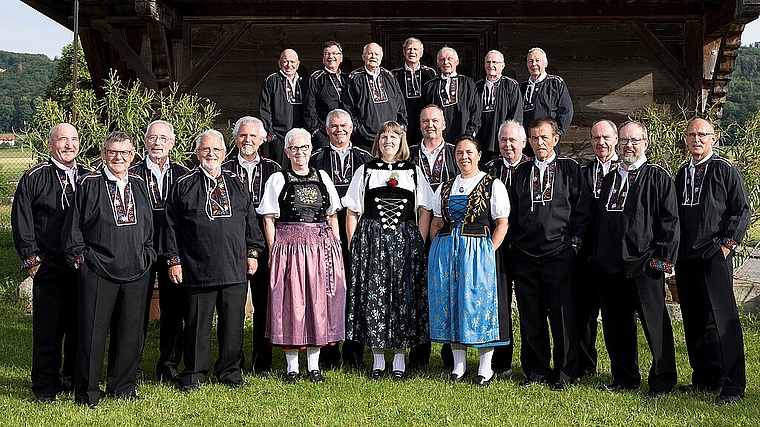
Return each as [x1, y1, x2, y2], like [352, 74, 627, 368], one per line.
[222, 155, 282, 208]
[392, 64, 438, 145]
[675, 153, 750, 260]
[509, 155, 590, 258]
[595, 160, 679, 277]
[304, 68, 353, 134]
[12, 160, 91, 272]
[164, 168, 265, 287]
[63, 169, 156, 282]
[520, 74, 573, 135]
[259, 70, 307, 139]
[309, 145, 372, 198]
[408, 142, 458, 192]
[347, 67, 408, 144]
[476, 76, 524, 152]
[129, 159, 190, 254]
[423, 74, 482, 142]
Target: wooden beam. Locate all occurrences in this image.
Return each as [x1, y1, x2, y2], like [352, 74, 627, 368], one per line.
[146, 20, 174, 92]
[78, 26, 110, 99]
[91, 19, 158, 90]
[178, 22, 251, 93]
[626, 21, 700, 97]
[135, 0, 181, 37]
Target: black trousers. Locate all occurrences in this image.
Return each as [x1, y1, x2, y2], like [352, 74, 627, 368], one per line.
[598, 268, 677, 391]
[180, 282, 246, 386]
[676, 252, 745, 396]
[491, 246, 515, 373]
[75, 265, 149, 405]
[320, 208, 365, 369]
[140, 259, 184, 379]
[514, 248, 577, 383]
[31, 265, 78, 397]
[572, 254, 600, 377]
[249, 260, 273, 373]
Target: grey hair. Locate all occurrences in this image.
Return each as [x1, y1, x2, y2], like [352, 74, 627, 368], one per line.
[618, 120, 648, 140]
[437, 46, 458, 61]
[232, 116, 267, 139]
[403, 37, 423, 50]
[194, 129, 225, 151]
[498, 119, 526, 141]
[591, 119, 619, 137]
[144, 120, 176, 141]
[325, 109, 352, 128]
[485, 50, 505, 63]
[284, 128, 312, 148]
[527, 47, 547, 60]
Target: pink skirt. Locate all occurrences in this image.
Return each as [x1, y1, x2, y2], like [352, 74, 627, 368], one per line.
[266, 222, 346, 346]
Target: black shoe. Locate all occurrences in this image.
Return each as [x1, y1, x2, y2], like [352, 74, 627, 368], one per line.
[600, 382, 639, 393]
[678, 384, 720, 393]
[551, 380, 568, 391]
[219, 379, 249, 389]
[448, 373, 465, 383]
[645, 389, 669, 399]
[391, 370, 406, 382]
[494, 368, 513, 377]
[75, 397, 98, 410]
[180, 382, 200, 393]
[473, 375, 492, 387]
[715, 394, 742, 405]
[522, 378, 545, 387]
[308, 370, 324, 384]
[284, 371, 300, 385]
[35, 394, 56, 404]
[371, 369, 385, 380]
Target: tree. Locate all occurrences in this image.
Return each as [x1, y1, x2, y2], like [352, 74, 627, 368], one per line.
[44, 42, 91, 114]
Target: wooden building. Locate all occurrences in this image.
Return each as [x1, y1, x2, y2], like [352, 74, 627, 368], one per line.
[21, 0, 760, 148]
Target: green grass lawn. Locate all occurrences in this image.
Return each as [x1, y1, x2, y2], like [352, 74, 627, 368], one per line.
[0, 298, 758, 426]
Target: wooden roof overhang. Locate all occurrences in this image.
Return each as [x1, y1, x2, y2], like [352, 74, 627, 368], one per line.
[20, 0, 760, 122]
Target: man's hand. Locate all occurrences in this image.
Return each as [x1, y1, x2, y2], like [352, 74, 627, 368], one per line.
[28, 264, 40, 278]
[247, 258, 259, 275]
[168, 265, 183, 284]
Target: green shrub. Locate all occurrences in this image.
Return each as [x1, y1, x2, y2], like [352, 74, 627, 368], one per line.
[17, 71, 220, 168]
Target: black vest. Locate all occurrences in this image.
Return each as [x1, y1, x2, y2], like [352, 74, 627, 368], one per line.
[277, 168, 330, 223]
[438, 174, 494, 237]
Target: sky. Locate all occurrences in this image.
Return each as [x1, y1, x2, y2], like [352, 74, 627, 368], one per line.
[3, 0, 760, 59]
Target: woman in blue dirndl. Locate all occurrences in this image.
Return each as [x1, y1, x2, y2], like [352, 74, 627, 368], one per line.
[428, 136, 510, 386]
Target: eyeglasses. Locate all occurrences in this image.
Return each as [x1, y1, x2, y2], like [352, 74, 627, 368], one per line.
[197, 147, 224, 155]
[287, 145, 311, 153]
[104, 149, 134, 158]
[619, 137, 647, 146]
[146, 135, 173, 143]
[685, 132, 714, 139]
[323, 51, 343, 57]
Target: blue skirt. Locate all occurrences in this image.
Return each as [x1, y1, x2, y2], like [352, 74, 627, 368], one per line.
[428, 227, 509, 347]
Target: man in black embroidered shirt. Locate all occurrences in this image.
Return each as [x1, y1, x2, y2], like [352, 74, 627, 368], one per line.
[674, 118, 750, 405]
[520, 48, 573, 155]
[12, 123, 91, 403]
[508, 118, 590, 390]
[260, 49, 306, 166]
[347, 42, 407, 150]
[595, 120, 679, 399]
[423, 47, 481, 143]
[131, 120, 190, 384]
[409, 104, 458, 193]
[165, 130, 265, 392]
[392, 37, 437, 146]
[222, 116, 282, 374]
[476, 50, 523, 163]
[64, 131, 156, 408]
[573, 119, 620, 379]
[305, 41, 353, 150]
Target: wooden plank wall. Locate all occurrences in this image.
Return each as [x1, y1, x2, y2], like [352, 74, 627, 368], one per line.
[190, 20, 688, 158]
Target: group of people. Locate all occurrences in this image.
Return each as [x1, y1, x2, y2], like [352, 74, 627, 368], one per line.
[11, 38, 750, 410]
[260, 39, 572, 165]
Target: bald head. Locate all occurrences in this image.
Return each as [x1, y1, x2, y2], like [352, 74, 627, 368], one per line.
[279, 49, 300, 78]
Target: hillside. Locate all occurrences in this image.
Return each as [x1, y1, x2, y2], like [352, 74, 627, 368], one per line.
[0, 51, 56, 133]
[723, 43, 760, 125]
